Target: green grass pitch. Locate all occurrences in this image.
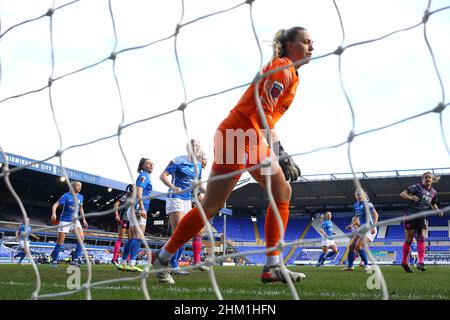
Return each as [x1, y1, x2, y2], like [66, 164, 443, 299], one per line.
[0, 264, 449, 300]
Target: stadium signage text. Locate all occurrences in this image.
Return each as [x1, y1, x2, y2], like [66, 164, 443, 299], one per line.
[1, 152, 127, 190]
[2, 153, 97, 183]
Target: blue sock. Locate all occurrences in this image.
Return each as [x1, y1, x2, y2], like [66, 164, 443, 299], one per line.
[170, 250, 179, 268]
[358, 249, 369, 266]
[318, 252, 326, 263]
[51, 244, 61, 262]
[348, 251, 355, 267]
[19, 252, 26, 263]
[176, 245, 185, 262]
[74, 243, 82, 260]
[170, 246, 184, 268]
[121, 240, 132, 263]
[130, 239, 141, 262]
[326, 251, 336, 258]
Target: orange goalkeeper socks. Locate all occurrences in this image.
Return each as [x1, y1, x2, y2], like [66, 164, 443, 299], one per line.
[165, 207, 205, 255]
[264, 201, 289, 256]
[164, 202, 289, 258]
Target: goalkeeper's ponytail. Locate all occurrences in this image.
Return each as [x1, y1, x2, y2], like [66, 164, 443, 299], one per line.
[272, 29, 286, 59]
[272, 26, 306, 59]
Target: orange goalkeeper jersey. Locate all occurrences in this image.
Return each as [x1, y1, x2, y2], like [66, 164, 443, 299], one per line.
[218, 57, 299, 133]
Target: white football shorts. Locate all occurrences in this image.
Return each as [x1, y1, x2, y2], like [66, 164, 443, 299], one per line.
[58, 220, 82, 233]
[321, 238, 336, 247]
[358, 226, 377, 242]
[166, 197, 192, 215]
[127, 207, 147, 227]
[19, 240, 30, 249]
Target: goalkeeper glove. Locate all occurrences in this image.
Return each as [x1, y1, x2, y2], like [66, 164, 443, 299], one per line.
[274, 141, 301, 182]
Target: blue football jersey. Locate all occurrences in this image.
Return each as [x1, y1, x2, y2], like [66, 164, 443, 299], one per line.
[321, 220, 334, 238]
[18, 224, 32, 241]
[136, 171, 152, 211]
[410, 242, 418, 252]
[353, 201, 375, 225]
[58, 193, 84, 222]
[165, 155, 202, 201]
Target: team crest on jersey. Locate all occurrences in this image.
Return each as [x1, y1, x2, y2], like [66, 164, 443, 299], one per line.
[140, 176, 146, 183]
[270, 81, 283, 99]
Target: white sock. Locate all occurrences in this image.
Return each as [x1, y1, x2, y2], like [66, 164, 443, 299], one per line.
[159, 247, 173, 263]
[130, 260, 136, 266]
[265, 255, 280, 267]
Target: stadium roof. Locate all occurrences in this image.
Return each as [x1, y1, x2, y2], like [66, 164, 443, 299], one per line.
[1, 152, 128, 190]
[226, 168, 450, 213]
[0, 152, 166, 214]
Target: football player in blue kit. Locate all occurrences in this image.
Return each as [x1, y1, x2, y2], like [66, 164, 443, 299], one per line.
[343, 189, 379, 272]
[50, 181, 88, 267]
[316, 211, 338, 267]
[400, 172, 443, 273]
[160, 139, 206, 275]
[409, 238, 419, 266]
[117, 158, 154, 272]
[14, 217, 40, 264]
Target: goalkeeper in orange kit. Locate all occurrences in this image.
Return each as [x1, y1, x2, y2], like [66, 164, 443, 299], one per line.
[153, 26, 314, 284]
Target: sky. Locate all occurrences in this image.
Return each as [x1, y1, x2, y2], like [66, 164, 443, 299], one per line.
[0, 0, 449, 193]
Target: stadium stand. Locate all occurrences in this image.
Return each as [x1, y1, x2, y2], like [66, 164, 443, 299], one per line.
[284, 247, 302, 265]
[303, 226, 321, 240]
[2, 154, 450, 266]
[223, 169, 450, 265]
[212, 216, 224, 234]
[385, 224, 405, 240]
[257, 217, 310, 241]
[215, 217, 255, 242]
[214, 211, 449, 265]
[429, 216, 449, 226]
[331, 217, 353, 233]
[234, 246, 266, 265]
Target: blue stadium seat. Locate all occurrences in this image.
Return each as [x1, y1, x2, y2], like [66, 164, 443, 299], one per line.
[385, 225, 404, 240]
[428, 216, 449, 226]
[235, 246, 266, 264]
[331, 217, 353, 232]
[284, 219, 309, 241]
[216, 217, 255, 241]
[212, 216, 224, 233]
[428, 231, 449, 239]
[303, 227, 321, 240]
